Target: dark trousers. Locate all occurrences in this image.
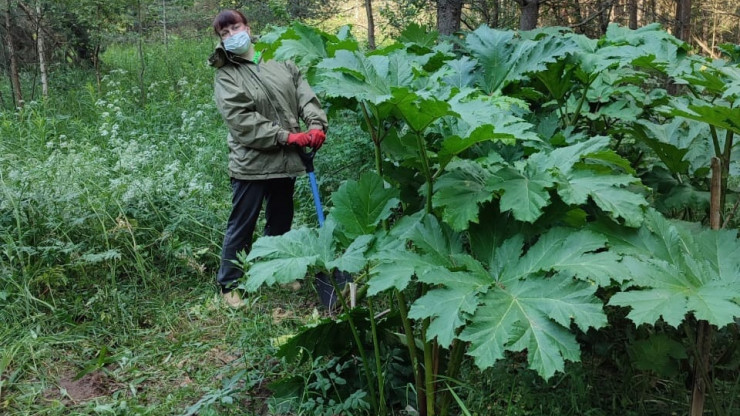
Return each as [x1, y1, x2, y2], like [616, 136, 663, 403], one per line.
[217, 177, 296, 292]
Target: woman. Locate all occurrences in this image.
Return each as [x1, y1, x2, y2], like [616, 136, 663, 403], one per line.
[209, 9, 328, 308]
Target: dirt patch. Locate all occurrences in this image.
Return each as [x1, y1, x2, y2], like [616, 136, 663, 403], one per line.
[52, 370, 112, 404]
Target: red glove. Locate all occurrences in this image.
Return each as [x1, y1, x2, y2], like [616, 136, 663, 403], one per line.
[308, 129, 326, 150]
[287, 132, 311, 146]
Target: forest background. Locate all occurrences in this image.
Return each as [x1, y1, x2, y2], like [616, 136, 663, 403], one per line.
[1, 0, 740, 415]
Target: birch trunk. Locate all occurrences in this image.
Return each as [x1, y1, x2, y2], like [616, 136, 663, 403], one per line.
[36, 2, 47, 98]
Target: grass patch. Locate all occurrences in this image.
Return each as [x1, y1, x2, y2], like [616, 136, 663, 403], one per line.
[0, 37, 371, 415]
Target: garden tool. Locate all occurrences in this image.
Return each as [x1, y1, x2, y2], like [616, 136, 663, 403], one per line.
[297, 147, 353, 309]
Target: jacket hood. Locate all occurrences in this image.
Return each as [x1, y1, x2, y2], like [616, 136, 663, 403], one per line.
[208, 45, 228, 69]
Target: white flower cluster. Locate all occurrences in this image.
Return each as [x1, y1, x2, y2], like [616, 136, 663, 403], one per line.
[2, 65, 224, 226]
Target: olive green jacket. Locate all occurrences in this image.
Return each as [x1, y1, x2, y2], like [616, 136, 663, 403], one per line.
[208, 46, 328, 180]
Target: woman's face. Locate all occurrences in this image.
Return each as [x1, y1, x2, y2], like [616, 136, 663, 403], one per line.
[219, 20, 249, 41]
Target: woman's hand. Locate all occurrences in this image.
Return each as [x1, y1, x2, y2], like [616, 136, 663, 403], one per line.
[287, 132, 311, 146]
[308, 129, 326, 150]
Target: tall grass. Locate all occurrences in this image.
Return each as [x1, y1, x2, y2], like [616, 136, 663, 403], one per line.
[2, 38, 227, 314]
[1, 37, 371, 415]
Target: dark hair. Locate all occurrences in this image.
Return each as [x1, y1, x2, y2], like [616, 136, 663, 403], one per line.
[212, 9, 248, 36]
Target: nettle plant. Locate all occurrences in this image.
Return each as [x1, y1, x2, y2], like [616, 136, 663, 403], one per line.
[244, 23, 740, 415]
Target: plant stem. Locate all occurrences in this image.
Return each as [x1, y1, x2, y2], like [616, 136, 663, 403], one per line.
[367, 299, 387, 415]
[423, 318, 435, 416]
[710, 157, 722, 229]
[689, 156, 722, 416]
[710, 125, 722, 159]
[360, 101, 383, 176]
[414, 131, 434, 214]
[720, 130, 734, 213]
[396, 289, 426, 415]
[328, 272, 379, 413]
[690, 320, 713, 416]
[569, 79, 593, 127]
[439, 340, 467, 416]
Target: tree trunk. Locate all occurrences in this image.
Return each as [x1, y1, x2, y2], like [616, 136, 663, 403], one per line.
[162, 0, 167, 50]
[491, 0, 500, 27]
[596, 0, 614, 35]
[18, 0, 47, 98]
[667, 0, 689, 96]
[5, 0, 23, 108]
[35, 2, 47, 98]
[571, 0, 584, 32]
[674, 0, 692, 42]
[136, 0, 146, 106]
[629, 0, 638, 29]
[365, 0, 376, 50]
[518, 0, 540, 30]
[437, 0, 463, 35]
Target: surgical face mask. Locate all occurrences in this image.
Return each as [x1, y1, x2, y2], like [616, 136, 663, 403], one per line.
[223, 31, 251, 55]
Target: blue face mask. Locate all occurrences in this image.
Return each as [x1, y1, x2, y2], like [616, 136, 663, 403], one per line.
[223, 31, 251, 55]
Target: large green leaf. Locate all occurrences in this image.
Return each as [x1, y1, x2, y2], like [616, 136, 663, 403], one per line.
[433, 158, 501, 231]
[439, 91, 538, 165]
[440, 57, 477, 89]
[374, 215, 491, 346]
[720, 65, 740, 100]
[628, 334, 687, 377]
[367, 247, 435, 295]
[557, 170, 647, 227]
[603, 210, 740, 328]
[694, 226, 740, 283]
[675, 56, 740, 100]
[389, 87, 453, 132]
[243, 222, 372, 291]
[273, 23, 329, 66]
[459, 275, 606, 379]
[366, 214, 465, 295]
[447, 91, 535, 141]
[528, 136, 611, 172]
[669, 99, 740, 134]
[408, 267, 490, 347]
[325, 234, 374, 274]
[435, 136, 646, 229]
[631, 120, 693, 174]
[330, 171, 400, 239]
[399, 23, 438, 49]
[489, 167, 555, 223]
[603, 23, 686, 74]
[244, 228, 320, 291]
[407, 214, 464, 267]
[465, 25, 580, 94]
[409, 227, 618, 376]
[500, 228, 629, 286]
[316, 50, 416, 105]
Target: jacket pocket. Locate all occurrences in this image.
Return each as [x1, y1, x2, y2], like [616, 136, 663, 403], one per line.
[231, 144, 270, 174]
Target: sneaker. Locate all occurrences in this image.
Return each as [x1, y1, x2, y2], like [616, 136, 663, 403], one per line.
[222, 291, 243, 309]
[285, 281, 302, 291]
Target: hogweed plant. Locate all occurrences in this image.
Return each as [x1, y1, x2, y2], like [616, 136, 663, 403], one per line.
[242, 23, 740, 415]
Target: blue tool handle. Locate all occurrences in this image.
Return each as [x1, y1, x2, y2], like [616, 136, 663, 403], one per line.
[308, 172, 325, 227]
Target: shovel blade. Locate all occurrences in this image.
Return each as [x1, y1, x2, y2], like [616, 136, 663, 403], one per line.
[315, 269, 353, 309]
